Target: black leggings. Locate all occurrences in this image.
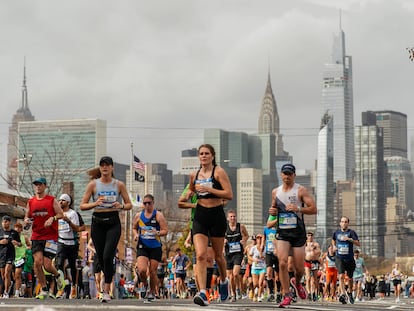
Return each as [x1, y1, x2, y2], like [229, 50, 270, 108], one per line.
[91, 212, 121, 284]
[56, 244, 79, 285]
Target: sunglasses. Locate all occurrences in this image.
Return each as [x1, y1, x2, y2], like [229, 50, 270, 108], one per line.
[143, 201, 153, 205]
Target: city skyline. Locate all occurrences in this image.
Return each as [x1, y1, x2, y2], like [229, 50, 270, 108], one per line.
[1, 0, 413, 178]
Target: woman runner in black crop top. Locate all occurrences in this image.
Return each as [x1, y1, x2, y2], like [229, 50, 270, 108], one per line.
[184, 144, 233, 306]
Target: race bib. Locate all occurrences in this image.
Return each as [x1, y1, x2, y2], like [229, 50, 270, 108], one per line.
[311, 261, 320, 271]
[14, 258, 25, 267]
[45, 240, 58, 255]
[176, 264, 184, 271]
[278, 213, 297, 229]
[58, 220, 71, 233]
[266, 240, 274, 252]
[338, 245, 349, 255]
[140, 226, 156, 240]
[228, 242, 241, 253]
[97, 191, 117, 209]
[195, 178, 213, 196]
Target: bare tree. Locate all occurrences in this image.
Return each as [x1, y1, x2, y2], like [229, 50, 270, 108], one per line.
[158, 202, 191, 258]
[407, 47, 414, 62]
[2, 135, 93, 199]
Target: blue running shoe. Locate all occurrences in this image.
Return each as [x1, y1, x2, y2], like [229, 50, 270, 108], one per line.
[194, 292, 209, 306]
[219, 279, 229, 302]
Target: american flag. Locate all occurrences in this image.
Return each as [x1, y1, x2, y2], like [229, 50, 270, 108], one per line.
[133, 155, 145, 170]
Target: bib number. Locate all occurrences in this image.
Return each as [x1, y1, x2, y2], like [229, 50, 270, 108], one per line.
[278, 213, 297, 229]
[45, 240, 58, 255]
[228, 242, 241, 254]
[14, 258, 25, 266]
[338, 245, 349, 255]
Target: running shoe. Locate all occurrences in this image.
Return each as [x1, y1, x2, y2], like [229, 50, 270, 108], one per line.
[48, 292, 56, 299]
[194, 292, 209, 306]
[347, 292, 354, 304]
[276, 293, 283, 303]
[219, 279, 229, 302]
[35, 290, 48, 300]
[2, 292, 9, 299]
[339, 294, 347, 304]
[290, 277, 307, 299]
[70, 286, 77, 299]
[267, 293, 275, 302]
[56, 289, 65, 299]
[147, 293, 155, 301]
[236, 289, 242, 300]
[278, 294, 292, 308]
[56, 269, 66, 291]
[101, 292, 111, 303]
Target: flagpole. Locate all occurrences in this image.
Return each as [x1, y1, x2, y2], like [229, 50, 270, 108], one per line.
[129, 142, 134, 247]
[144, 161, 148, 195]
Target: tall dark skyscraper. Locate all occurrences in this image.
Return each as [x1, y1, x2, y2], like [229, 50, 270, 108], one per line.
[7, 61, 35, 189]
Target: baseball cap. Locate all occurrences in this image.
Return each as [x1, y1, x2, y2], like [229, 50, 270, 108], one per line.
[2, 215, 11, 221]
[32, 177, 47, 185]
[59, 194, 72, 204]
[99, 156, 113, 166]
[281, 163, 296, 174]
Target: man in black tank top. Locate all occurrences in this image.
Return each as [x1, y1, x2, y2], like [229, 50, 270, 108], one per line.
[267, 163, 317, 308]
[224, 210, 249, 302]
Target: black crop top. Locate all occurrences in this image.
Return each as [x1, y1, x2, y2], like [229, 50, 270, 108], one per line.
[194, 165, 223, 199]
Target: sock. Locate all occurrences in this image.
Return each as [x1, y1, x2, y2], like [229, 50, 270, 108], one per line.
[276, 280, 281, 292]
[267, 279, 275, 294]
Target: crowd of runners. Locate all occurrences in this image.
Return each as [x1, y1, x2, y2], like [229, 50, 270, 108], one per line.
[1, 144, 413, 307]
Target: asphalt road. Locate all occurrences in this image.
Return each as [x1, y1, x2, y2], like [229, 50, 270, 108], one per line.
[1, 296, 414, 311]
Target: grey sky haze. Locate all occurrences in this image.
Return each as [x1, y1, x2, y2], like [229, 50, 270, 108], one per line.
[0, 0, 413, 177]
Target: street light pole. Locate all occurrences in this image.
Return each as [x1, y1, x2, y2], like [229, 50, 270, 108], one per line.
[16, 154, 33, 191]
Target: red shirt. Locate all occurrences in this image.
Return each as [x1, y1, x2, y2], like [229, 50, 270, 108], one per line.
[28, 195, 58, 241]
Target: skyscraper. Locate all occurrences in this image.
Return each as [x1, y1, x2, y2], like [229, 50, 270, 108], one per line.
[17, 119, 107, 223]
[354, 121, 385, 258]
[372, 110, 407, 158]
[237, 168, 263, 236]
[321, 20, 354, 182]
[258, 71, 286, 157]
[316, 112, 334, 244]
[7, 62, 35, 189]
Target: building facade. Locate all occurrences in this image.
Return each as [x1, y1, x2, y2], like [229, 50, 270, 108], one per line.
[373, 110, 407, 158]
[17, 119, 107, 223]
[316, 112, 334, 244]
[237, 168, 263, 236]
[354, 124, 385, 257]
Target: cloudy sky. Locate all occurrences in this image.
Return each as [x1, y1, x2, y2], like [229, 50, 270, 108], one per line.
[0, 0, 413, 178]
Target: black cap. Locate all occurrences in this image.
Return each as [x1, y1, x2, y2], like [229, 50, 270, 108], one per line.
[281, 163, 296, 174]
[2, 215, 11, 221]
[99, 156, 113, 166]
